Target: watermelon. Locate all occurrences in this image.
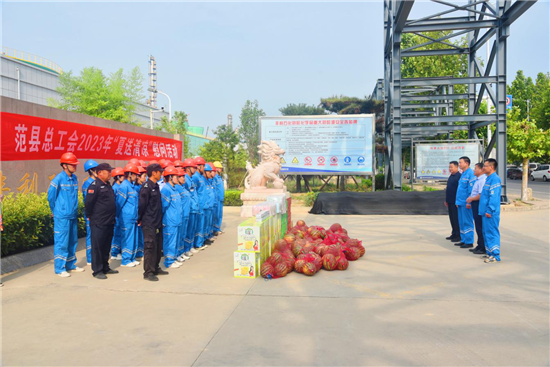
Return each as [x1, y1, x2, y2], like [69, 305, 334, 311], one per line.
[357, 245, 365, 257]
[322, 254, 338, 271]
[345, 247, 361, 261]
[337, 256, 349, 270]
[302, 262, 317, 276]
[260, 263, 274, 278]
[296, 220, 307, 227]
[294, 259, 306, 273]
[283, 233, 296, 244]
[274, 263, 289, 277]
[268, 252, 283, 265]
[329, 223, 342, 232]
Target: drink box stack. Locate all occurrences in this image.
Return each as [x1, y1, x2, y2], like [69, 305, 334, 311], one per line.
[234, 210, 272, 279]
[252, 202, 278, 254]
[267, 194, 287, 240]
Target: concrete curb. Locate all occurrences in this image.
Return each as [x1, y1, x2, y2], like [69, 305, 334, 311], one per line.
[1, 238, 86, 275]
[501, 202, 550, 212]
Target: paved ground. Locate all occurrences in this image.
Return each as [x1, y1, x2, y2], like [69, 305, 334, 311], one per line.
[2, 207, 549, 366]
[507, 179, 550, 200]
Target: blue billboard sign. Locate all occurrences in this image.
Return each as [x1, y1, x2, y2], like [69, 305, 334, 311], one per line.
[506, 95, 513, 111]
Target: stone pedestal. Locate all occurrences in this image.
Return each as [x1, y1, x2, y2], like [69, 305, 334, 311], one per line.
[240, 188, 290, 217]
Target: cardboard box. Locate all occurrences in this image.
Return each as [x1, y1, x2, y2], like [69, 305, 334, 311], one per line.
[234, 251, 260, 278]
[237, 217, 270, 262]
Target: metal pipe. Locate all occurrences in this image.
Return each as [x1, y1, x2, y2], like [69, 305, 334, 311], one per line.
[157, 90, 172, 121]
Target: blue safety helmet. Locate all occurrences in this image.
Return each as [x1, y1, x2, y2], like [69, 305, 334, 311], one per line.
[204, 164, 212, 172]
[84, 159, 99, 172]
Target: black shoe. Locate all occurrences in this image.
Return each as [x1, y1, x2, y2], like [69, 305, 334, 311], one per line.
[94, 273, 107, 280]
[154, 269, 169, 275]
[144, 274, 159, 282]
[473, 249, 486, 255]
[204, 239, 213, 244]
[451, 237, 461, 243]
[105, 269, 119, 274]
[454, 242, 465, 246]
[460, 243, 474, 249]
[445, 236, 454, 240]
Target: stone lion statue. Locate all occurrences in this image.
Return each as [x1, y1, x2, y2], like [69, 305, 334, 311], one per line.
[244, 140, 286, 189]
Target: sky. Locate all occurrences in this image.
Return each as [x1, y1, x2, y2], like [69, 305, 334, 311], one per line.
[2, 1, 549, 134]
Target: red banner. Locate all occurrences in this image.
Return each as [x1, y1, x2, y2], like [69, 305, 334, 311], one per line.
[0, 112, 183, 161]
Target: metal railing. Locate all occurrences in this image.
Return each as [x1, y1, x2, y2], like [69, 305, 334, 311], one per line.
[1, 47, 63, 74]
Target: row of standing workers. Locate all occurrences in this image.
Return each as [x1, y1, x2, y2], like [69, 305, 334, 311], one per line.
[47, 152, 225, 281]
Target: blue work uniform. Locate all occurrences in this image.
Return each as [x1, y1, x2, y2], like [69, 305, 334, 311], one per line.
[203, 177, 214, 241]
[174, 184, 185, 257]
[47, 171, 79, 274]
[177, 183, 191, 257]
[161, 183, 183, 267]
[455, 167, 475, 244]
[206, 177, 217, 239]
[110, 181, 123, 257]
[82, 176, 95, 264]
[479, 172, 502, 260]
[116, 180, 139, 265]
[185, 173, 200, 253]
[192, 172, 208, 248]
[214, 175, 225, 233]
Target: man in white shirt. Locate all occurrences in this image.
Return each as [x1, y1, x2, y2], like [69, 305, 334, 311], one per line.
[466, 163, 487, 255]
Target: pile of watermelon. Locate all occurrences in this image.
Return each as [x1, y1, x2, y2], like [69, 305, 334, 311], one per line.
[260, 220, 365, 279]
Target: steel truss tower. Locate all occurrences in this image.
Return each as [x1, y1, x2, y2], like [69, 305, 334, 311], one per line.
[383, 0, 536, 202]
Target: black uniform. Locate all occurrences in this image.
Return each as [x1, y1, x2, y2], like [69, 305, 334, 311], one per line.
[445, 171, 461, 240]
[85, 179, 116, 276]
[138, 178, 163, 277]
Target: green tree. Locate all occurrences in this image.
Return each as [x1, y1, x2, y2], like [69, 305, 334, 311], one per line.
[507, 108, 550, 201]
[238, 100, 265, 164]
[199, 125, 248, 175]
[279, 103, 327, 115]
[507, 70, 536, 121]
[531, 72, 550, 130]
[49, 66, 144, 124]
[155, 111, 191, 156]
[319, 96, 384, 115]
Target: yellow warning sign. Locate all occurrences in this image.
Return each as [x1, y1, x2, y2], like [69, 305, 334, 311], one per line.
[292, 157, 299, 164]
[280, 157, 286, 164]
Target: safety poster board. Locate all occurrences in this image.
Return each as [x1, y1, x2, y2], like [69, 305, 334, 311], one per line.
[416, 143, 480, 180]
[260, 114, 374, 175]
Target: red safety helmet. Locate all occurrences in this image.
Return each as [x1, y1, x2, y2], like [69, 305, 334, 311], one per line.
[60, 152, 80, 165]
[128, 158, 140, 166]
[182, 158, 197, 168]
[139, 160, 147, 168]
[177, 167, 186, 176]
[160, 160, 173, 169]
[111, 167, 124, 178]
[194, 156, 206, 166]
[124, 164, 139, 175]
[206, 162, 215, 171]
[173, 160, 184, 167]
[163, 166, 178, 177]
[148, 160, 159, 166]
[137, 165, 147, 174]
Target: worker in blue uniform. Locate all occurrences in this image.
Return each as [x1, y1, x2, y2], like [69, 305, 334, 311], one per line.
[161, 166, 183, 268]
[479, 158, 502, 263]
[183, 158, 200, 256]
[206, 163, 218, 242]
[47, 152, 83, 277]
[135, 165, 148, 260]
[455, 156, 475, 249]
[192, 157, 208, 250]
[203, 163, 215, 245]
[82, 159, 99, 266]
[213, 161, 225, 235]
[176, 167, 191, 263]
[110, 167, 125, 260]
[117, 164, 141, 267]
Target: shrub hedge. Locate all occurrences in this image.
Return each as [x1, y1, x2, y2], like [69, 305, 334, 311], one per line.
[1, 192, 86, 257]
[223, 190, 243, 206]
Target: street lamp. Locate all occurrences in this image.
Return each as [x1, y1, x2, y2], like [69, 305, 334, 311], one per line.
[148, 88, 172, 121]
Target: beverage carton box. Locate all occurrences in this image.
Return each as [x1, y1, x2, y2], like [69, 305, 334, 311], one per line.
[234, 251, 260, 278]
